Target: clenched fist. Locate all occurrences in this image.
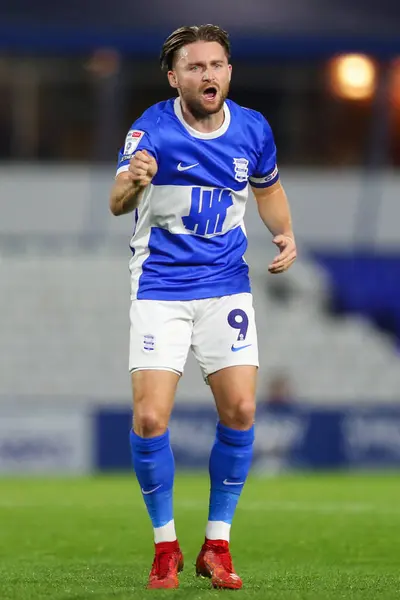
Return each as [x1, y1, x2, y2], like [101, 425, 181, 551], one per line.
[128, 150, 158, 187]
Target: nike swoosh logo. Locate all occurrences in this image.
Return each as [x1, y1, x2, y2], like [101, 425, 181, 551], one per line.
[223, 479, 245, 486]
[142, 484, 162, 495]
[177, 162, 199, 171]
[231, 344, 252, 352]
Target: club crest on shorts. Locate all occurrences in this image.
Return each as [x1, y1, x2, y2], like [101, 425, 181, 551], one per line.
[143, 334, 155, 352]
[233, 158, 249, 183]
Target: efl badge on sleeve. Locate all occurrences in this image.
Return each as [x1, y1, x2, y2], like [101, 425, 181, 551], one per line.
[124, 130, 145, 155]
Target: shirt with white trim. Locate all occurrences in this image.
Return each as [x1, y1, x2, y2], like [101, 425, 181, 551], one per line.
[116, 97, 279, 301]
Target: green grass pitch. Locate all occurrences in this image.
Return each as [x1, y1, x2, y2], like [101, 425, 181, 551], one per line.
[1, 473, 400, 599]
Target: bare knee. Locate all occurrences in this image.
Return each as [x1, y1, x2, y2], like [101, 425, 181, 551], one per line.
[220, 398, 255, 430]
[131, 370, 178, 438]
[133, 406, 168, 438]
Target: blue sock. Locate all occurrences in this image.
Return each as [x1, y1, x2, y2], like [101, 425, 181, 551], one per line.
[207, 422, 254, 539]
[130, 429, 175, 531]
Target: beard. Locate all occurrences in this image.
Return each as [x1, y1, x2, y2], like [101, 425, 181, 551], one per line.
[180, 83, 229, 120]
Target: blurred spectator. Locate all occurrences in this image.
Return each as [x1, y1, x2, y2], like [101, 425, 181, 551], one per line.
[255, 372, 298, 475]
[260, 372, 295, 409]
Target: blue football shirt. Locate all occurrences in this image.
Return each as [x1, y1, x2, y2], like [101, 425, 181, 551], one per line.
[116, 98, 279, 301]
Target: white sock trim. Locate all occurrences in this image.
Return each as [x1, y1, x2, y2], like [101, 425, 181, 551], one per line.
[206, 520, 231, 542]
[154, 519, 177, 544]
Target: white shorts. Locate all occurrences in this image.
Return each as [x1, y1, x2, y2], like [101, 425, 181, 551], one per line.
[129, 293, 259, 380]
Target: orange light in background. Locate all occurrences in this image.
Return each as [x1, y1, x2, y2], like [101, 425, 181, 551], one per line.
[390, 59, 400, 109]
[328, 54, 377, 100]
[85, 48, 120, 78]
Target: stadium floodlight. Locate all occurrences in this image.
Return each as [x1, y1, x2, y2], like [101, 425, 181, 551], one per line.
[328, 54, 377, 101]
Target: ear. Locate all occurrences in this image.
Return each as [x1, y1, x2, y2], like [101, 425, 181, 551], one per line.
[167, 70, 178, 89]
[228, 64, 232, 82]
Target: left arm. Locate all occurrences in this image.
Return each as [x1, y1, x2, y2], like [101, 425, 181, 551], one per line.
[252, 180, 297, 274]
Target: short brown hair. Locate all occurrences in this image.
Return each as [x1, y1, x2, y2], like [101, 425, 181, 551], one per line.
[160, 24, 231, 73]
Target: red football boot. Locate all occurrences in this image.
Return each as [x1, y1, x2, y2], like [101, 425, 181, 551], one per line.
[196, 538, 243, 590]
[147, 540, 184, 589]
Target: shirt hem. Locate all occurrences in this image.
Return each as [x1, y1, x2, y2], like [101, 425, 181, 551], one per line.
[134, 284, 251, 301]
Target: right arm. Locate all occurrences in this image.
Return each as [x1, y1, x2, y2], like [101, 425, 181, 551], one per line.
[109, 172, 144, 216]
[109, 150, 158, 216]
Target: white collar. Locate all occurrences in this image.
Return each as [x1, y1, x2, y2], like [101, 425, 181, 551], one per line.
[174, 97, 230, 140]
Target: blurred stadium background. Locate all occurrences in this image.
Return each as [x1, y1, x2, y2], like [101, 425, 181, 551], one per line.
[3, 3, 400, 599]
[1, 0, 400, 476]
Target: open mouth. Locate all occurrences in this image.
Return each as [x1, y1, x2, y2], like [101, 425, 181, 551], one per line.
[202, 86, 218, 101]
